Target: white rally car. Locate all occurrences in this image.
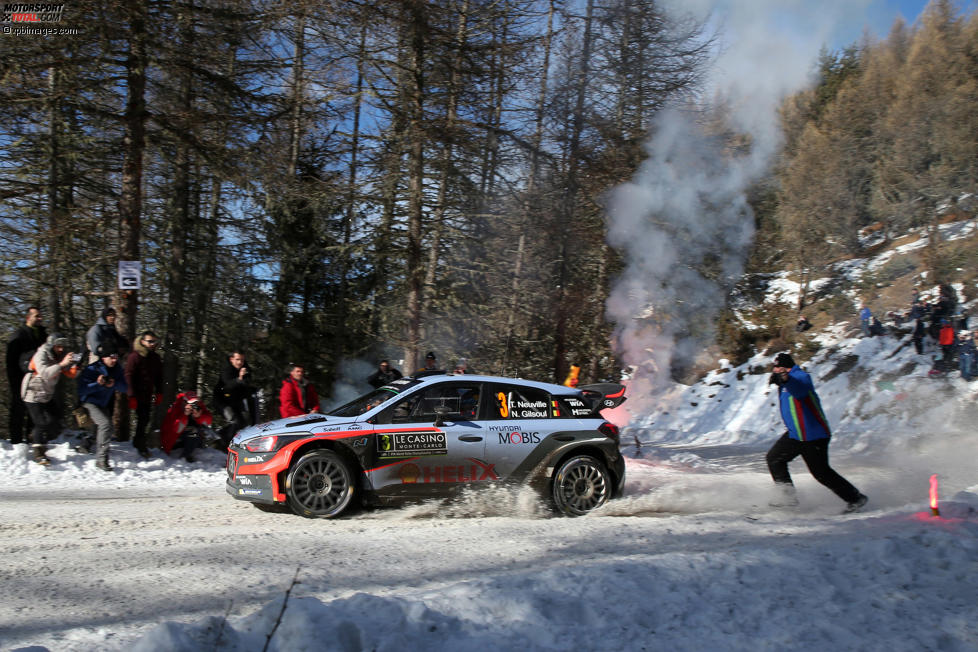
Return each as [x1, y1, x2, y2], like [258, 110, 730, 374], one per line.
[226, 373, 626, 518]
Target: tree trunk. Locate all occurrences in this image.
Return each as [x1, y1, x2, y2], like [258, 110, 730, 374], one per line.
[552, 0, 594, 382]
[404, 1, 427, 372]
[115, 0, 148, 347]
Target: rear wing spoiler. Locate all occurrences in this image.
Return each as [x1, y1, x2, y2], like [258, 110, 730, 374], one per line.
[578, 383, 627, 414]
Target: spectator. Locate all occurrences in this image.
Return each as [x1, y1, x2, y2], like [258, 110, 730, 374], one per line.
[5, 306, 47, 445]
[415, 351, 438, 374]
[161, 391, 215, 462]
[563, 364, 581, 388]
[453, 358, 472, 374]
[938, 320, 956, 368]
[912, 318, 927, 355]
[125, 330, 163, 458]
[765, 352, 867, 512]
[77, 342, 128, 471]
[279, 363, 320, 418]
[869, 317, 886, 337]
[795, 316, 812, 333]
[214, 351, 257, 438]
[85, 307, 128, 363]
[859, 304, 872, 337]
[958, 331, 976, 381]
[367, 359, 402, 388]
[21, 334, 81, 465]
[909, 299, 928, 322]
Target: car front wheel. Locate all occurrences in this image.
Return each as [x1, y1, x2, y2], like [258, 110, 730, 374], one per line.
[551, 455, 611, 516]
[285, 450, 356, 518]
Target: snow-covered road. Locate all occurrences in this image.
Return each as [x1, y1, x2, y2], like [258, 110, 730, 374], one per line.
[2, 441, 976, 651]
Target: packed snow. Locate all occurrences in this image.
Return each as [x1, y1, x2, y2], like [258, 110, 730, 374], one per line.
[2, 318, 977, 652]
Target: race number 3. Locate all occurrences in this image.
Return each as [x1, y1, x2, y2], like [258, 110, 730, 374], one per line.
[496, 392, 509, 418]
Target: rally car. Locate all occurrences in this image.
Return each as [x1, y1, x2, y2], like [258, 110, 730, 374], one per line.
[226, 373, 626, 518]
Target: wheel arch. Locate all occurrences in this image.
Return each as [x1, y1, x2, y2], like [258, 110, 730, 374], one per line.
[550, 444, 620, 491]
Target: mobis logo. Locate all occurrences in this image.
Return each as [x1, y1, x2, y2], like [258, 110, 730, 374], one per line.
[1, 3, 65, 22]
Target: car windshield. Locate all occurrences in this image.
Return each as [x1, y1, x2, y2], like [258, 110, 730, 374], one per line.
[327, 378, 423, 417]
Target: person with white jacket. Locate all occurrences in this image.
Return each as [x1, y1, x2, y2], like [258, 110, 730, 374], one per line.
[21, 334, 80, 465]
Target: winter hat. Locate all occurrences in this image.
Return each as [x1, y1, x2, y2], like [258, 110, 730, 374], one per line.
[773, 352, 795, 368]
[96, 342, 117, 358]
[101, 307, 116, 319]
[48, 334, 70, 348]
[426, 351, 436, 360]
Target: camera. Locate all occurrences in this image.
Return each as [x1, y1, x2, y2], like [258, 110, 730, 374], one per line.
[71, 352, 83, 364]
[187, 399, 201, 410]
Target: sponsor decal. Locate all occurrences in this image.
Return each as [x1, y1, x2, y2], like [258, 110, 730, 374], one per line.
[377, 431, 447, 458]
[399, 463, 421, 483]
[497, 431, 540, 445]
[563, 396, 591, 417]
[237, 476, 253, 485]
[238, 488, 263, 496]
[400, 458, 498, 484]
[489, 424, 520, 432]
[353, 437, 368, 448]
[242, 456, 267, 464]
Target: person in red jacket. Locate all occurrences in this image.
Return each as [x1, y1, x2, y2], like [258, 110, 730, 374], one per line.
[938, 320, 956, 368]
[161, 391, 214, 462]
[279, 363, 320, 418]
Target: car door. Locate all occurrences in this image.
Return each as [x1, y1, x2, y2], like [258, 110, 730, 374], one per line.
[482, 382, 560, 479]
[369, 381, 490, 496]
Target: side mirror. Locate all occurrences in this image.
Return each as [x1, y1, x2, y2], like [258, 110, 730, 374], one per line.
[433, 405, 449, 427]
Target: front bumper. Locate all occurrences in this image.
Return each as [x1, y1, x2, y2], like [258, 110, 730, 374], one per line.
[225, 447, 282, 504]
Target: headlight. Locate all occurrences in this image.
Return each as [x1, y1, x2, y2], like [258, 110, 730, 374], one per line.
[243, 435, 279, 452]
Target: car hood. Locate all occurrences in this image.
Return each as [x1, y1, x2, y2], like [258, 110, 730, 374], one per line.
[230, 414, 358, 446]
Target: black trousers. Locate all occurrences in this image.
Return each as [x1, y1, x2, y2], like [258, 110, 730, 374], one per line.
[7, 383, 32, 444]
[132, 401, 151, 451]
[25, 401, 62, 446]
[766, 433, 861, 503]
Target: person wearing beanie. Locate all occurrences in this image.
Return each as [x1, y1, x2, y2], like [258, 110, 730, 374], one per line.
[85, 307, 129, 364]
[77, 342, 128, 471]
[21, 334, 82, 465]
[415, 351, 438, 375]
[765, 352, 867, 513]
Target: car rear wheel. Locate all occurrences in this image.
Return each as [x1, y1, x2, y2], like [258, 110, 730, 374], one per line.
[551, 455, 611, 516]
[285, 450, 356, 518]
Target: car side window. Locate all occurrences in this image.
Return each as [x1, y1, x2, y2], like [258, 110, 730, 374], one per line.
[489, 384, 552, 420]
[389, 384, 483, 424]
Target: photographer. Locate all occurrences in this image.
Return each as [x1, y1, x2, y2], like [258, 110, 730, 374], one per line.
[20, 334, 81, 465]
[214, 351, 257, 438]
[77, 343, 128, 471]
[161, 391, 215, 463]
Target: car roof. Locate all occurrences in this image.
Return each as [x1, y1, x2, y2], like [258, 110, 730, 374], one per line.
[408, 373, 581, 396]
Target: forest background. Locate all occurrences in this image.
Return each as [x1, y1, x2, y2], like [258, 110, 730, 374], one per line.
[2, 0, 977, 425]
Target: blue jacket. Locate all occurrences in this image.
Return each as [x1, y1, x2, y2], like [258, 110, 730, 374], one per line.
[859, 307, 871, 321]
[778, 366, 831, 441]
[77, 360, 128, 408]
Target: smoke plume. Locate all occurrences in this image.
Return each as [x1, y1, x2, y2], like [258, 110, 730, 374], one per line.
[606, 0, 872, 409]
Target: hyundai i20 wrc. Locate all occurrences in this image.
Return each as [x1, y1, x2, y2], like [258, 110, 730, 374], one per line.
[226, 373, 626, 518]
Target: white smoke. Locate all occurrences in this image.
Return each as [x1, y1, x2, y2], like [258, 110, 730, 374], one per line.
[606, 0, 874, 407]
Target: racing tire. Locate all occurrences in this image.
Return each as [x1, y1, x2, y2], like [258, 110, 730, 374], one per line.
[285, 450, 356, 518]
[551, 455, 611, 516]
